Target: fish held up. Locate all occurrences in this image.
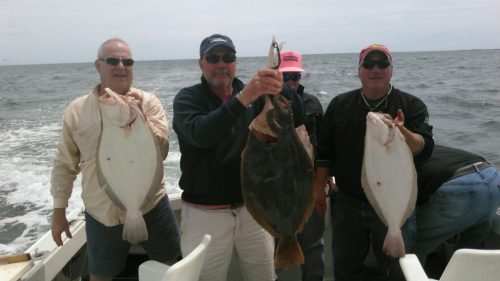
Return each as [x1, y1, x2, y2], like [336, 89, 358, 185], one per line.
[241, 36, 315, 268]
[361, 111, 417, 257]
[96, 88, 163, 244]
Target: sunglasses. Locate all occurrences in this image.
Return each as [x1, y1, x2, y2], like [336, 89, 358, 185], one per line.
[100, 57, 134, 67]
[360, 60, 391, 70]
[283, 72, 302, 82]
[205, 53, 236, 64]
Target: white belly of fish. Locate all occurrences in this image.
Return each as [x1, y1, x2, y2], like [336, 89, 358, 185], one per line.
[96, 89, 162, 244]
[361, 112, 417, 257]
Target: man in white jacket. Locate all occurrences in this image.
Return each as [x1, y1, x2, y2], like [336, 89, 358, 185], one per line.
[50, 38, 181, 281]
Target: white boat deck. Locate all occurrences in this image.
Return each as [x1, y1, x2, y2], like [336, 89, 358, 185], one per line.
[3, 193, 499, 281]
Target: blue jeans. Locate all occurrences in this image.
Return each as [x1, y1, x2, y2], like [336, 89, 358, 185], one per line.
[86, 196, 181, 278]
[330, 191, 416, 281]
[413, 167, 500, 263]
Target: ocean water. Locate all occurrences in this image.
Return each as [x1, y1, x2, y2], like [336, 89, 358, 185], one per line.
[1, 50, 499, 256]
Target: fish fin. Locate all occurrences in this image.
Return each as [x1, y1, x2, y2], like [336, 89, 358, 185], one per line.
[122, 210, 148, 244]
[382, 230, 406, 257]
[275, 235, 304, 268]
[101, 183, 127, 210]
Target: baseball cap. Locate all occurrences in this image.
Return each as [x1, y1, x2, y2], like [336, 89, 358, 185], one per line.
[199, 34, 236, 57]
[359, 44, 392, 63]
[279, 50, 305, 73]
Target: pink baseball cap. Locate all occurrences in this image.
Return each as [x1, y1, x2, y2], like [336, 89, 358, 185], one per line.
[359, 44, 392, 63]
[279, 50, 305, 72]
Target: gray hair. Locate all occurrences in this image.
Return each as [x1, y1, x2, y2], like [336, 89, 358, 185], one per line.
[97, 38, 129, 59]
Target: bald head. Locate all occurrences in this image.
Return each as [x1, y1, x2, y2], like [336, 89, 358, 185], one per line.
[97, 38, 131, 59]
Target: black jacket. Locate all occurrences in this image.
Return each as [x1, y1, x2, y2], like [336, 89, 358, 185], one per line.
[416, 144, 486, 205]
[316, 86, 434, 200]
[297, 84, 324, 151]
[173, 77, 305, 205]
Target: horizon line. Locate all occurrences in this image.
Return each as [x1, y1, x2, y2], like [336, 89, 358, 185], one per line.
[1, 48, 499, 67]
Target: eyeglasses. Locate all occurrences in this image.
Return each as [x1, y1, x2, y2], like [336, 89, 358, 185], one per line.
[99, 57, 134, 67]
[360, 60, 391, 70]
[283, 72, 302, 82]
[205, 53, 236, 64]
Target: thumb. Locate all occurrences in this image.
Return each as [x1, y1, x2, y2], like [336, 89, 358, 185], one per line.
[396, 109, 404, 122]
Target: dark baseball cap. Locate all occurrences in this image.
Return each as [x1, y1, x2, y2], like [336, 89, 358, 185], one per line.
[199, 34, 236, 57]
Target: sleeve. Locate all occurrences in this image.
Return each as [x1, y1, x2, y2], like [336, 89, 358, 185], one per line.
[405, 98, 434, 162]
[173, 87, 247, 148]
[142, 92, 170, 160]
[50, 112, 81, 209]
[315, 98, 336, 168]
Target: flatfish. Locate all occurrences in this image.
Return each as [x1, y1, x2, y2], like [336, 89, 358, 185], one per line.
[96, 88, 163, 244]
[241, 37, 315, 268]
[361, 111, 417, 257]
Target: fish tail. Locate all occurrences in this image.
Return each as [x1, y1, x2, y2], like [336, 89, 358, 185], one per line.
[275, 235, 304, 268]
[122, 211, 148, 244]
[383, 231, 406, 257]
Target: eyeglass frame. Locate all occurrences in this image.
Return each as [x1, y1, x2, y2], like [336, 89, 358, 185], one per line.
[283, 72, 302, 82]
[99, 56, 135, 67]
[204, 53, 237, 64]
[359, 59, 391, 70]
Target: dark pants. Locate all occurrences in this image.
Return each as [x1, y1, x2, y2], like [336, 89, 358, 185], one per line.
[298, 208, 325, 281]
[331, 191, 416, 281]
[85, 196, 181, 278]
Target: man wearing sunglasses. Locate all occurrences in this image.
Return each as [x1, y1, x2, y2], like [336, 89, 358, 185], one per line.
[277, 50, 331, 281]
[314, 44, 434, 281]
[173, 34, 306, 281]
[50, 38, 181, 281]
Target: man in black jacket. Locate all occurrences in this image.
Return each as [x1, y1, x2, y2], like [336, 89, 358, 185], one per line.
[173, 34, 305, 281]
[314, 44, 434, 281]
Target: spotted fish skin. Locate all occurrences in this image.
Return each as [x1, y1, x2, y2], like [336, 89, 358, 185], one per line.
[241, 94, 314, 268]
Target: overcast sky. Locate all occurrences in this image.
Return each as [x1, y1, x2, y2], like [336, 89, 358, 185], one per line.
[1, 0, 499, 65]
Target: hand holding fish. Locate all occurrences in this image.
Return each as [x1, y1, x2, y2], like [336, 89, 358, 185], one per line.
[377, 109, 405, 128]
[238, 69, 283, 107]
[395, 109, 405, 126]
[237, 35, 284, 107]
[126, 90, 144, 110]
[386, 109, 425, 154]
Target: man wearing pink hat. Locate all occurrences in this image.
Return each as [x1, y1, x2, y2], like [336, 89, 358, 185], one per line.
[313, 44, 434, 280]
[278, 50, 331, 281]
